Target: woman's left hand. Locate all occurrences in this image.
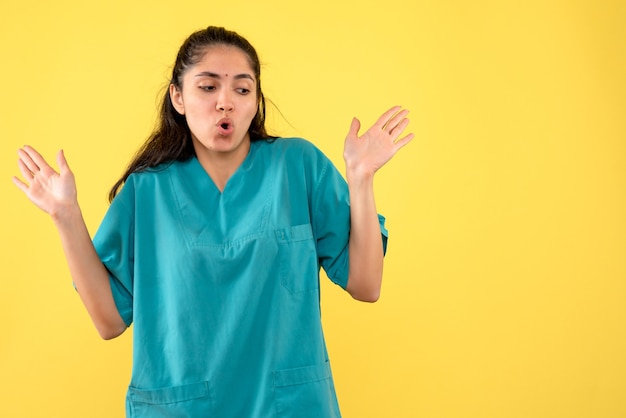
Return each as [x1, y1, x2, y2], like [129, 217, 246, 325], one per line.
[343, 106, 414, 180]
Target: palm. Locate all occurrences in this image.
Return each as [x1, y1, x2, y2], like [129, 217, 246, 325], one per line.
[13, 147, 77, 216]
[343, 106, 414, 176]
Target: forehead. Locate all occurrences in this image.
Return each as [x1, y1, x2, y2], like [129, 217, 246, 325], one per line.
[191, 45, 255, 77]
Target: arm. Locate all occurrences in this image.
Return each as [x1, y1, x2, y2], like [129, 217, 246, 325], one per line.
[343, 106, 414, 302]
[13, 146, 127, 339]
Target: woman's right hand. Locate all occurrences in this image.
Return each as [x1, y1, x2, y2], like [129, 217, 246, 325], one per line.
[13, 146, 78, 220]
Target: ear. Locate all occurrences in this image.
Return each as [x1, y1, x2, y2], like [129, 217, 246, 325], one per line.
[169, 84, 185, 115]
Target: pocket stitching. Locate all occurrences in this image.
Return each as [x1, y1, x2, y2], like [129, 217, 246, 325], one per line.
[273, 362, 332, 387]
[276, 224, 318, 294]
[129, 381, 210, 405]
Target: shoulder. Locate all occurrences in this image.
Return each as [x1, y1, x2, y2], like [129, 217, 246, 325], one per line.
[258, 138, 345, 193]
[114, 160, 186, 200]
[257, 137, 330, 165]
[128, 160, 187, 182]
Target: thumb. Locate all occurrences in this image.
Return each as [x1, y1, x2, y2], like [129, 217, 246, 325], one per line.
[347, 117, 361, 139]
[56, 149, 71, 175]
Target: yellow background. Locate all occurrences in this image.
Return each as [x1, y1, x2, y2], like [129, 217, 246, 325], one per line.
[1, 0, 624, 417]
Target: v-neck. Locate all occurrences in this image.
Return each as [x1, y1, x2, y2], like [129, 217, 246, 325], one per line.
[170, 140, 272, 245]
[190, 141, 259, 196]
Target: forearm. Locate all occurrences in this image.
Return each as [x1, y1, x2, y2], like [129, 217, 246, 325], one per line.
[52, 205, 127, 340]
[345, 170, 384, 302]
[340, 106, 413, 301]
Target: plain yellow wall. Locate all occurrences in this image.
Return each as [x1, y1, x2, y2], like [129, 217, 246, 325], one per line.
[1, 0, 625, 417]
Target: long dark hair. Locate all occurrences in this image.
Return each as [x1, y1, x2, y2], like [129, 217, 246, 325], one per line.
[108, 26, 275, 202]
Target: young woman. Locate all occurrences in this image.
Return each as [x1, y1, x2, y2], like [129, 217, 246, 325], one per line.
[13, 26, 413, 417]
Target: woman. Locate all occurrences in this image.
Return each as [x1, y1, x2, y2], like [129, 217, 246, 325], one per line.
[13, 26, 412, 417]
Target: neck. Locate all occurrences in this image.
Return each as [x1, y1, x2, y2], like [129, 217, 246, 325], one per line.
[195, 140, 251, 192]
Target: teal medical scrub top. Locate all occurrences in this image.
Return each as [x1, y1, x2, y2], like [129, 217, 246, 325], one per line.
[93, 138, 388, 417]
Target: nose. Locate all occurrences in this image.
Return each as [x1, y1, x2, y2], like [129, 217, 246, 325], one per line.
[216, 90, 234, 113]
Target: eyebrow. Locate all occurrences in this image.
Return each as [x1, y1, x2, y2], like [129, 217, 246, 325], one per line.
[194, 71, 255, 81]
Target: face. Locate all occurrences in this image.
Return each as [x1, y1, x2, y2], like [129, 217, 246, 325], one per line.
[170, 45, 258, 162]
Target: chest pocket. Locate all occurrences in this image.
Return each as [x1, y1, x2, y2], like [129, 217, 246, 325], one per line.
[276, 224, 318, 294]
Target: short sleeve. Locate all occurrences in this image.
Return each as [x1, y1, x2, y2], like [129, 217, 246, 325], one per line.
[312, 155, 388, 290]
[92, 180, 136, 326]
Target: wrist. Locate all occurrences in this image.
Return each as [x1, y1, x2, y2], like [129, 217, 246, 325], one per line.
[346, 165, 374, 187]
[51, 201, 83, 227]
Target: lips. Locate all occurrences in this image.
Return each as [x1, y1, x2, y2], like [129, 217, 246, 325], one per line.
[216, 117, 234, 136]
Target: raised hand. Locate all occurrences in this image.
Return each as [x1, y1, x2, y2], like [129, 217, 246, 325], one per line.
[343, 106, 414, 180]
[13, 147, 127, 338]
[13, 146, 78, 218]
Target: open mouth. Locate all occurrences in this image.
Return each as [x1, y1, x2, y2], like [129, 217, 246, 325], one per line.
[216, 118, 234, 135]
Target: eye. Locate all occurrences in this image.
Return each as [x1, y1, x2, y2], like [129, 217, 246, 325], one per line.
[199, 85, 216, 92]
[236, 88, 251, 95]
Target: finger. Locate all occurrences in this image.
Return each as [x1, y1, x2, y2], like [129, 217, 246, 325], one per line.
[383, 109, 410, 132]
[373, 106, 402, 130]
[393, 133, 415, 153]
[347, 117, 361, 139]
[12, 176, 29, 194]
[23, 145, 56, 176]
[17, 147, 40, 174]
[57, 149, 71, 175]
[389, 117, 411, 140]
[17, 158, 35, 181]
